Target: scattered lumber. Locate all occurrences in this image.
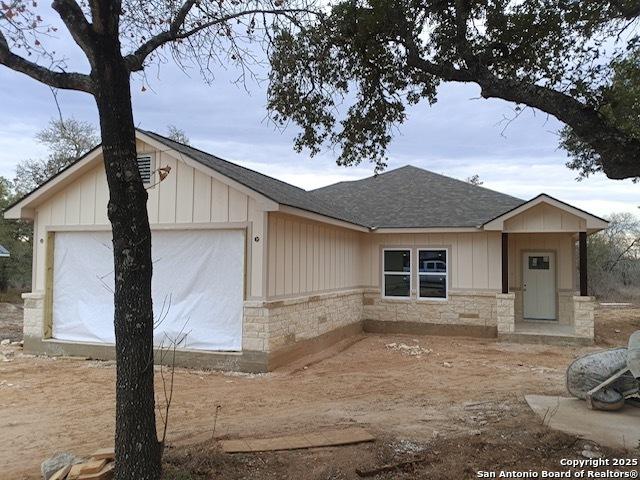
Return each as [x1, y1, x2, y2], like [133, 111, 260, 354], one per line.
[90, 448, 115, 461]
[49, 465, 72, 480]
[43, 449, 115, 480]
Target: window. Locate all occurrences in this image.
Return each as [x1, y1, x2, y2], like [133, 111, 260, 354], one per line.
[137, 154, 154, 185]
[418, 249, 447, 299]
[383, 249, 411, 298]
[528, 256, 550, 270]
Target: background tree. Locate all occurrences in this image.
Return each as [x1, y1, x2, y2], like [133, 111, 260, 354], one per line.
[587, 212, 640, 301]
[267, 0, 640, 179]
[166, 125, 190, 145]
[466, 174, 483, 186]
[13, 117, 98, 195]
[0, 177, 32, 293]
[0, 2, 314, 479]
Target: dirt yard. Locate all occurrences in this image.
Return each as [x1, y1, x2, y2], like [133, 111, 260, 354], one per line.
[0, 306, 638, 479]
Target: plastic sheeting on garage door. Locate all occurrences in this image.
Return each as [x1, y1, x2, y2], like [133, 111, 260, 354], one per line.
[52, 229, 244, 351]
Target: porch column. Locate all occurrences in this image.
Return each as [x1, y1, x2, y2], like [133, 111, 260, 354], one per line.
[579, 231, 588, 296]
[501, 232, 509, 294]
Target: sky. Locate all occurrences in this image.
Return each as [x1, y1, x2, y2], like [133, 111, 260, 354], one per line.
[0, 10, 637, 218]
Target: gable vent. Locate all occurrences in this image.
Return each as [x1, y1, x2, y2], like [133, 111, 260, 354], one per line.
[137, 155, 152, 184]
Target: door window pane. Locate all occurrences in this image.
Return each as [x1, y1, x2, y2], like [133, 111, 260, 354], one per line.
[528, 256, 550, 270]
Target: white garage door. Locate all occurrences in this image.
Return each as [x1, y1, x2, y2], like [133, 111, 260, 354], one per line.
[52, 229, 244, 351]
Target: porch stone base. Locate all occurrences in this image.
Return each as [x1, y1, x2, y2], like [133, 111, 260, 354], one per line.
[496, 293, 516, 334]
[573, 295, 595, 338]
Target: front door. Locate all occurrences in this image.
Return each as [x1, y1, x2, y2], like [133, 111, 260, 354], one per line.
[523, 252, 556, 320]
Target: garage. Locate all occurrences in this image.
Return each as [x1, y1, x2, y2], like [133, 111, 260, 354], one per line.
[51, 229, 245, 351]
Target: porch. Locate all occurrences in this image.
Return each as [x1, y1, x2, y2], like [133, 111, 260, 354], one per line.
[485, 195, 607, 344]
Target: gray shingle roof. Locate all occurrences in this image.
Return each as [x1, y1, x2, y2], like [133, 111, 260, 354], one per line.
[311, 166, 525, 228]
[145, 131, 524, 229]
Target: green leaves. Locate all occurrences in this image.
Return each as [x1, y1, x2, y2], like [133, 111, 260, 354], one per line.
[266, 0, 640, 179]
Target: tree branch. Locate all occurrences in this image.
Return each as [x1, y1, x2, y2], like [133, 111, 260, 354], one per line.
[51, 0, 96, 60]
[124, 7, 314, 72]
[0, 31, 93, 93]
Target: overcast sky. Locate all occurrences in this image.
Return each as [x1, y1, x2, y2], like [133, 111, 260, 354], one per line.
[0, 14, 637, 218]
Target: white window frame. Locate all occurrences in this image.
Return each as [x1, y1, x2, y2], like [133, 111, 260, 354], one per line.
[382, 248, 412, 299]
[136, 153, 156, 187]
[417, 248, 448, 301]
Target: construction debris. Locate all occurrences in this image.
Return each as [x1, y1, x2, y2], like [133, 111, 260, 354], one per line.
[566, 330, 639, 410]
[43, 449, 114, 480]
[221, 427, 375, 453]
[385, 342, 432, 357]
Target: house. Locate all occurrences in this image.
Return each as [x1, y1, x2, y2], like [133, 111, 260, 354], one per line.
[4, 130, 608, 372]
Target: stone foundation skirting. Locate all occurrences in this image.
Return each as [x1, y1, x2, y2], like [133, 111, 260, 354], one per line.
[363, 289, 498, 327]
[243, 289, 364, 352]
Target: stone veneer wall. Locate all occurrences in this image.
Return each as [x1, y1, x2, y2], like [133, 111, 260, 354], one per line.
[362, 289, 498, 327]
[496, 293, 515, 334]
[22, 292, 45, 348]
[558, 291, 574, 325]
[243, 289, 364, 352]
[573, 296, 595, 338]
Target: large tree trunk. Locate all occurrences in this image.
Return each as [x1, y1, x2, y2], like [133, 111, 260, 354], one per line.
[91, 41, 161, 480]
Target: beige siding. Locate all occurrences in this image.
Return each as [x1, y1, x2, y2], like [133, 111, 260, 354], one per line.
[504, 203, 586, 233]
[31, 139, 264, 297]
[266, 212, 362, 298]
[362, 231, 503, 291]
[508, 232, 576, 291]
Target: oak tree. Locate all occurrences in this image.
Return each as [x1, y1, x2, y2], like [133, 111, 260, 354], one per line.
[267, 0, 640, 179]
[0, 1, 314, 478]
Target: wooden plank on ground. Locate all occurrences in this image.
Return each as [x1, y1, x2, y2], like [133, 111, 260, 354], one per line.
[67, 464, 84, 480]
[49, 465, 72, 480]
[79, 459, 107, 475]
[221, 427, 374, 453]
[90, 448, 115, 461]
[78, 462, 114, 480]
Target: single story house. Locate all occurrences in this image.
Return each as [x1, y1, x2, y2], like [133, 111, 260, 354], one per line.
[5, 130, 608, 372]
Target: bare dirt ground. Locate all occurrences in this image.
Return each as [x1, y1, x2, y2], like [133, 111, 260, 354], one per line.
[0, 305, 638, 479]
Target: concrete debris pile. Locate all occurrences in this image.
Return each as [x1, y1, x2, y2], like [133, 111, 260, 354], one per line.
[566, 330, 640, 410]
[42, 449, 114, 480]
[385, 342, 433, 357]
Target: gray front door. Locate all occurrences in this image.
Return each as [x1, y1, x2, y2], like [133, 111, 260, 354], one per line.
[523, 252, 556, 320]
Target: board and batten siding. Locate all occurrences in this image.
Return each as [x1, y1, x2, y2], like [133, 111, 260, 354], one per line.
[266, 212, 363, 298]
[504, 203, 586, 233]
[360, 232, 504, 291]
[508, 232, 576, 291]
[31, 139, 267, 299]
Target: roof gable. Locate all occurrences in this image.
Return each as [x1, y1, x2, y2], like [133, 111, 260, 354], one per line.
[482, 194, 608, 232]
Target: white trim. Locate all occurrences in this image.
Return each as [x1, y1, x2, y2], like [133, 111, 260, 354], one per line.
[278, 205, 369, 232]
[483, 194, 608, 232]
[381, 248, 412, 299]
[416, 247, 449, 301]
[373, 227, 480, 234]
[45, 222, 250, 232]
